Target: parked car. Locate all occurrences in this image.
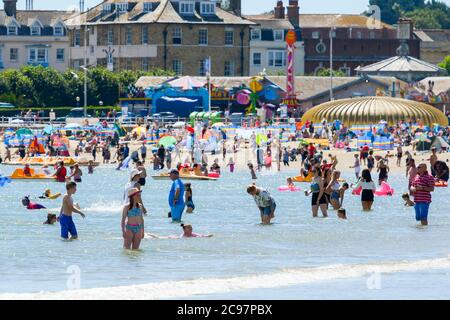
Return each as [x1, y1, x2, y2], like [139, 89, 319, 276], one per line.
[0, 102, 16, 108]
[56, 108, 92, 122]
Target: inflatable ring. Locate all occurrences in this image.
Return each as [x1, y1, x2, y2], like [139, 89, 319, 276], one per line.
[278, 186, 302, 192]
[435, 180, 448, 187]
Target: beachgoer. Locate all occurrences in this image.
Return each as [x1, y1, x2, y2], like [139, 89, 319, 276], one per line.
[54, 161, 67, 183]
[308, 168, 328, 218]
[337, 208, 347, 220]
[377, 159, 390, 185]
[184, 183, 195, 213]
[168, 169, 185, 222]
[349, 154, 361, 180]
[69, 164, 83, 183]
[59, 182, 85, 240]
[410, 163, 435, 226]
[353, 169, 376, 211]
[248, 163, 257, 180]
[121, 188, 145, 250]
[246, 184, 276, 225]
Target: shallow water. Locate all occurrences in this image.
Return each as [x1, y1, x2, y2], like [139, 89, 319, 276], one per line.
[0, 165, 449, 298]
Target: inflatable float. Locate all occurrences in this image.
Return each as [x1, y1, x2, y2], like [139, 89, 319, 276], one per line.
[435, 180, 448, 187]
[292, 172, 313, 183]
[0, 175, 11, 187]
[39, 189, 62, 200]
[151, 173, 218, 181]
[352, 182, 394, 197]
[278, 186, 302, 192]
[208, 172, 220, 178]
[9, 168, 54, 180]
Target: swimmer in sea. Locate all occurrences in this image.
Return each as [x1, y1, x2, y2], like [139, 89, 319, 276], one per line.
[402, 193, 415, 207]
[22, 196, 46, 210]
[248, 163, 257, 180]
[337, 208, 347, 220]
[286, 177, 295, 188]
[44, 213, 57, 225]
[184, 183, 195, 213]
[146, 224, 213, 239]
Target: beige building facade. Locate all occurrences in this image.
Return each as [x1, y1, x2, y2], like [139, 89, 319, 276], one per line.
[66, 0, 254, 76]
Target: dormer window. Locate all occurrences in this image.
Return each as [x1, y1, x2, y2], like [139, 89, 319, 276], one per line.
[31, 25, 41, 36]
[54, 24, 64, 36]
[273, 30, 284, 41]
[143, 2, 153, 13]
[103, 3, 112, 12]
[251, 29, 261, 41]
[7, 25, 18, 36]
[116, 3, 128, 13]
[180, 1, 195, 14]
[200, 2, 215, 15]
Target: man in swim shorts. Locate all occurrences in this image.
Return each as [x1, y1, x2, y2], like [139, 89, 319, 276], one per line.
[410, 163, 435, 226]
[168, 169, 185, 222]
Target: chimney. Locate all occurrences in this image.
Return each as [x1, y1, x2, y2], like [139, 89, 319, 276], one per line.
[3, 0, 18, 17]
[274, 1, 285, 19]
[287, 0, 299, 27]
[229, 0, 242, 17]
[397, 18, 414, 40]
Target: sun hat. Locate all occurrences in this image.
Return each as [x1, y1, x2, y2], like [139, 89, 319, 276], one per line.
[128, 188, 142, 198]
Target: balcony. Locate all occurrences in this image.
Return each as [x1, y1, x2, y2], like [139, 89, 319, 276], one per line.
[27, 61, 49, 67]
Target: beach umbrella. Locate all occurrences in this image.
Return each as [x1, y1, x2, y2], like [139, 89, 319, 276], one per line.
[212, 122, 225, 128]
[16, 128, 33, 137]
[11, 119, 24, 124]
[158, 136, 177, 148]
[256, 134, 268, 146]
[43, 125, 54, 135]
[132, 126, 147, 136]
[185, 126, 195, 134]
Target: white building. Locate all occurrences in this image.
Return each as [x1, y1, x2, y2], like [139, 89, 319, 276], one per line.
[246, 1, 304, 76]
[0, 0, 75, 71]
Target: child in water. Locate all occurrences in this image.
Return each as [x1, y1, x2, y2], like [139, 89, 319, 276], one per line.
[88, 160, 94, 174]
[59, 182, 85, 240]
[185, 183, 195, 213]
[248, 162, 257, 180]
[146, 224, 213, 239]
[402, 193, 415, 207]
[44, 213, 57, 225]
[286, 177, 295, 188]
[226, 157, 235, 173]
[337, 208, 347, 220]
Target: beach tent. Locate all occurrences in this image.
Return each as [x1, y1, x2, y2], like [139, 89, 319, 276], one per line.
[168, 76, 206, 90]
[430, 136, 450, 151]
[16, 128, 33, 137]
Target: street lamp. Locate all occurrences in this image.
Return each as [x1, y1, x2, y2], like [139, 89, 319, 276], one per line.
[99, 101, 103, 106]
[329, 27, 336, 101]
[76, 96, 80, 108]
[80, 65, 89, 118]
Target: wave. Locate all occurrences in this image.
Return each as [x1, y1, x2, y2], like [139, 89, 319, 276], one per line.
[2, 255, 450, 300]
[83, 201, 123, 214]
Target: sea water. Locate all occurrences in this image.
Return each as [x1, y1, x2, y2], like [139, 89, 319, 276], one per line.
[0, 165, 449, 299]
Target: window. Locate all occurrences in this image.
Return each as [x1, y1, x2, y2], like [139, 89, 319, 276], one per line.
[251, 29, 261, 40]
[273, 30, 284, 41]
[103, 3, 112, 12]
[142, 58, 149, 71]
[126, 58, 133, 70]
[199, 59, 207, 76]
[253, 52, 261, 65]
[74, 29, 81, 46]
[224, 61, 234, 76]
[200, 2, 215, 14]
[56, 49, 65, 62]
[199, 29, 208, 45]
[107, 27, 114, 45]
[268, 50, 286, 67]
[180, 2, 195, 14]
[370, 31, 375, 39]
[126, 26, 133, 45]
[142, 25, 148, 44]
[7, 25, 18, 36]
[30, 25, 41, 36]
[116, 3, 128, 13]
[173, 27, 182, 44]
[28, 48, 48, 63]
[357, 31, 362, 39]
[10, 48, 18, 62]
[54, 25, 64, 36]
[225, 29, 234, 46]
[312, 31, 320, 39]
[143, 2, 153, 12]
[173, 60, 183, 75]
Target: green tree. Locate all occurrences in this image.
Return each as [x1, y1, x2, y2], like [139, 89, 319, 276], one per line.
[438, 56, 450, 74]
[315, 69, 347, 77]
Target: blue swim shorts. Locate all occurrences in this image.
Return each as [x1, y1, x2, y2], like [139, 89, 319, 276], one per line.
[415, 202, 430, 222]
[60, 214, 78, 239]
[170, 205, 185, 222]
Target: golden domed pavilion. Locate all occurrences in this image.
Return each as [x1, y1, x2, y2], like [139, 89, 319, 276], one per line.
[302, 96, 448, 127]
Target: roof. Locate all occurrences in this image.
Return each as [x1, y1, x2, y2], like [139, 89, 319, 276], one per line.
[246, 13, 393, 29]
[414, 29, 450, 42]
[0, 10, 75, 26]
[302, 96, 449, 127]
[355, 55, 447, 73]
[65, 0, 255, 26]
[245, 17, 294, 30]
[136, 75, 407, 101]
